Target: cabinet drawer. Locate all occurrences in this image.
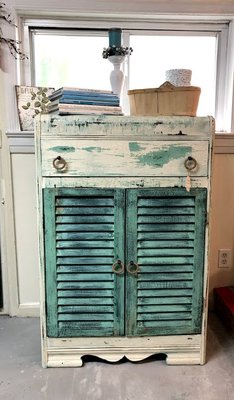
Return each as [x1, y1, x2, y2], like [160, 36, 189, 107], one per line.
[41, 139, 209, 177]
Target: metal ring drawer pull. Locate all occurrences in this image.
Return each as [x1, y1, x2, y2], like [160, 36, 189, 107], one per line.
[53, 156, 67, 171]
[184, 156, 197, 171]
[127, 261, 140, 275]
[112, 259, 124, 274]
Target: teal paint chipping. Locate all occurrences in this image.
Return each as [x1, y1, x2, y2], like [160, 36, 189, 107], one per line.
[138, 145, 192, 167]
[83, 146, 102, 152]
[49, 146, 75, 153]
[129, 142, 143, 152]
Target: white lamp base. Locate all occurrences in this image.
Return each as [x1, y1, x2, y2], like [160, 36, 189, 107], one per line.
[108, 55, 125, 96]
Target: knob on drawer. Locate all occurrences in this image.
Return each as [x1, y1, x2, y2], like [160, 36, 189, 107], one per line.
[184, 156, 197, 171]
[53, 156, 67, 171]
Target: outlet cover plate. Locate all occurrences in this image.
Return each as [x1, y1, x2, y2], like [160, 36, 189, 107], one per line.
[218, 249, 231, 268]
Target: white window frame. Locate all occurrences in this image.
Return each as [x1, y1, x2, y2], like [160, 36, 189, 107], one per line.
[16, 15, 234, 133]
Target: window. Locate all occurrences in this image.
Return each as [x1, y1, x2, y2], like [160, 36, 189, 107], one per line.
[20, 18, 234, 132]
[33, 32, 112, 90]
[129, 34, 216, 117]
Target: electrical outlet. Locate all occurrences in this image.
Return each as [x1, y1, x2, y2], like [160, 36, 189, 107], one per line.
[218, 249, 231, 268]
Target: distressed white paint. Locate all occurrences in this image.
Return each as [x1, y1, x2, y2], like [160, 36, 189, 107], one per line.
[36, 115, 214, 367]
[41, 139, 209, 177]
[40, 114, 214, 137]
[41, 177, 209, 190]
[46, 334, 202, 367]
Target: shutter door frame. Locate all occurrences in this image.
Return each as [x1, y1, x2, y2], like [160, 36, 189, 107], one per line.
[125, 187, 207, 337]
[43, 187, 125, 337]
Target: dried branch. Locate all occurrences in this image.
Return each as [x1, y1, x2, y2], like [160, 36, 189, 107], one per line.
[0, 2, 16, 25]
[0, 2, 28, 60]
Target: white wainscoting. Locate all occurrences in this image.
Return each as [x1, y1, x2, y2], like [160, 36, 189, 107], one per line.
[5, 132, 40, 316]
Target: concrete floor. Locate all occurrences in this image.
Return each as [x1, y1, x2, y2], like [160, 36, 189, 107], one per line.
[0, 313, 233, 400]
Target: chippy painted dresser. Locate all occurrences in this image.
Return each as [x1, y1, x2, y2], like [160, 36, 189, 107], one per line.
[35, 114, 214, 367]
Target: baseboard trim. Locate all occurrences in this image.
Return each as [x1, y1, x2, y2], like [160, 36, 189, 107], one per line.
[18, 303, 40, 317]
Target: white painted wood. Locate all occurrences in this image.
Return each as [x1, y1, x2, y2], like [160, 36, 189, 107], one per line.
[1, 128, 39, 316]
[223, 20, 234, 133]
[41, 139, 209, 177]
[47, 334, 201, 348]
[13, 0, 234, 17]
[41, 177, 209, 189]
[36, 115, 214, 367]
[0, 175, 8, 315]
[0, 99, 19, 315]
[6, 131, 34, 154]
[47, 350, 202, 368]
[34, 116, 49, 366]
[46, 334, 201, 367]
[18, 303, 40, 317]
[166, 353, 202, 365]
[11, 154, 40, 313]
[40, 115, 214, 137]
[4, 130, 228, 154]
[215, 25, 229, 132]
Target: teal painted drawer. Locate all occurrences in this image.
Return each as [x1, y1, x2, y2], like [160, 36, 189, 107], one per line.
[41, 139, 209, 177]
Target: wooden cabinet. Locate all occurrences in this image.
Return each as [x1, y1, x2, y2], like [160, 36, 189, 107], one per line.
[35, 115, 214, 367]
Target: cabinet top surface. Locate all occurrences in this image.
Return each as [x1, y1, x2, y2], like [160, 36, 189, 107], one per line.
[36, 115, 215, 139]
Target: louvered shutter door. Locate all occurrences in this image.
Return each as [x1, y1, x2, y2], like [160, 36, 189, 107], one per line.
[126, 188, 207, 336]
[44, 188, 125, 337]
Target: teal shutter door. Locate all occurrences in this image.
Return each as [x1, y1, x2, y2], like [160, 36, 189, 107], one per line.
[126, 188, 207, 336]
[44, 188, 125, 337]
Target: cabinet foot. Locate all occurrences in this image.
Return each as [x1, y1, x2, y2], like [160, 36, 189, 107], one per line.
[166, 352, 202, 365]
[47, 355, 83, 368]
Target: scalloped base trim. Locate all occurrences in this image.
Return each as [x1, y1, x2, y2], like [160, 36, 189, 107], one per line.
[44, 335, 204, 367]
[46, 350, 202, 367]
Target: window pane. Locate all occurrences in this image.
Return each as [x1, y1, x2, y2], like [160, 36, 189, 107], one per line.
[34, 34, 112, 91]
[129, 35, 217, 116]
[33, 31, 217, 118]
